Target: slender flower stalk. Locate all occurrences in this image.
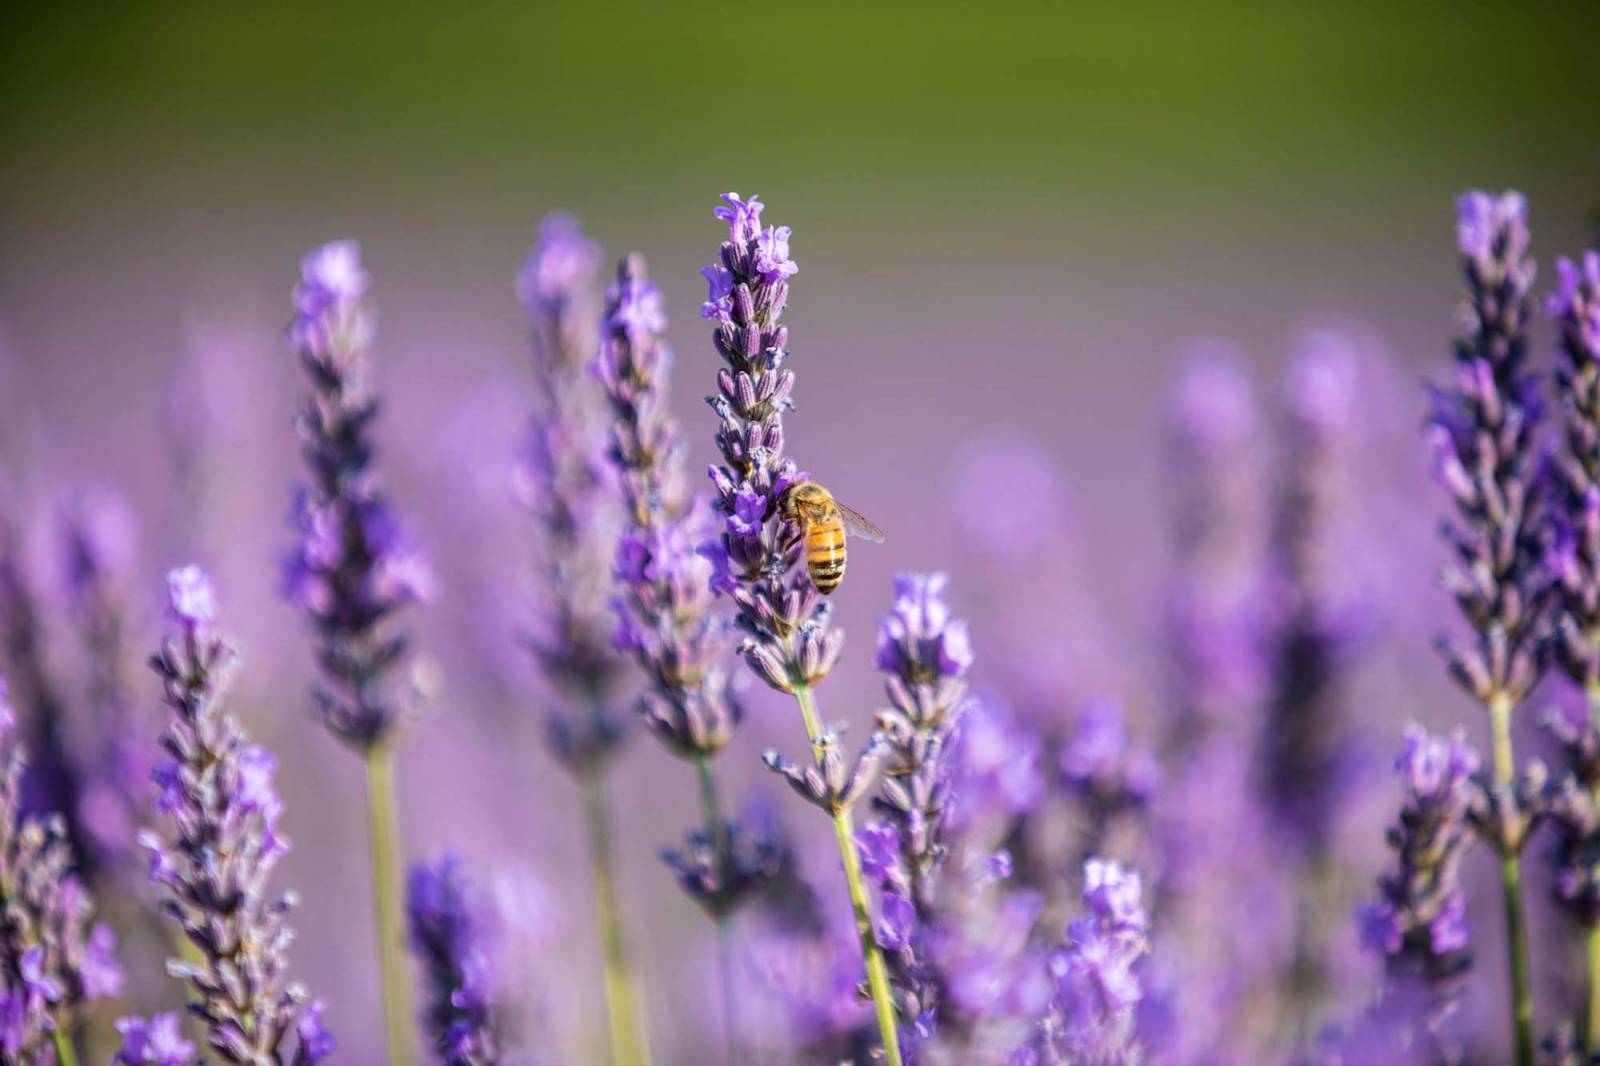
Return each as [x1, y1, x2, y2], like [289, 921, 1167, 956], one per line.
[408, 855, 501, 1065]
[596, 252, 776, 1059]
[283, 241, 430, 1066]
[0, 674, 124, 1062]
[700, 191, 902, 1065]
[1545, 247, 1600, 1052]
[141, 567, 333, 1065]
[1427, 190, 1545, 1066]
[515, 215, 647, 1066]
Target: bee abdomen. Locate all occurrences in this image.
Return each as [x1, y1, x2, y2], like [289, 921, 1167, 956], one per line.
[806, 520, 847, 595]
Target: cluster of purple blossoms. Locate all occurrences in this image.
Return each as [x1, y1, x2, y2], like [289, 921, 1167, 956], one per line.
[408, 855, 501, 1065]
[515, 214, 630, 773]
[598, 253, 743, 767]
[114, 1013, 197, 1065]
[699, 193, 835, 694]
[1056, 700, 1159, 864]
[283, 240, 433, 749]
[1358, 725, 1478, 1052]
[1013, 859, 1149, 1066]
[141, 567, 333, 1064]
[1544, 248, 1600, 932]
[855, 573, 975, 1046]
[0, 673, 124, 1060]
[1428, 191, 1546, 712]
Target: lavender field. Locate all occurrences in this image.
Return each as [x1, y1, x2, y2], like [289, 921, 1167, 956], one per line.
[4, 5, 1600, 1065]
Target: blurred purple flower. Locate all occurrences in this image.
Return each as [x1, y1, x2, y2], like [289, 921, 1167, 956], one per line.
[115, 1013, 197, 1066]
[285, 239, 431, 750]
[408, 855, 501, 1066]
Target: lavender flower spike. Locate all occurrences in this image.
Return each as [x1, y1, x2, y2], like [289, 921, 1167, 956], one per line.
[408, 856, 500, 1066]
[1357, 724, 1478, 1059]
[517, 215, 648, 1066]
[1015, 858, 1150, 1065]
[1428, 190, 1543, 1065]
[284, 239, 433, 750]
[596, 253, 775, 938]
[856, 573, 975, 1051]
[285, 240, 425, 1066]
[702, 192, 901, 1065]
[143, 567, 333, 1065]
[0, 673, 124, 1062]
[1544, 245, 1600, 1051]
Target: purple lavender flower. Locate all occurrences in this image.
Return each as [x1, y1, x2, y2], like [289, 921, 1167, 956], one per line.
[54, 489, 149, 875]
[1014, 858, 1149, 1065]
[1358, 724, 1479, 1053]
[143, 567, 333, 1065]
[408, 855, 500, 1066]
[284, 239, 432, 750]
[515, 214, 629, 773]
[1543, 245, 1600, 932]
[0, 674, 124, 1060]
[1429, 191, 1545, 710]
[114, 1014, 197, 1065]
[596, 253, 742, 763]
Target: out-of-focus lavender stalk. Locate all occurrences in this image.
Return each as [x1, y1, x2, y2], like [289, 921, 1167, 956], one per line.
[515, 215, 647, 1066]
[0, 673, 124, 1065]
[1545, 247, 1600, 1052]
[408, 856, 500, 1065]
[700, 192, 901, 1065]
[596, 252, 774, 1059]
[283, 241, 429, 1066]
[855, 573, 973, 1052]
[1012, 859, 1149, 1065]
[142, 567, 333, 1066]
[1260, 337, 1364, 1039]
[1427, 191, 1544, 1066]
[1357, 725, 1478, 1060]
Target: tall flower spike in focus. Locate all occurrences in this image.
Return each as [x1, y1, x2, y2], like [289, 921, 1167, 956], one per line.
[0, 672, 125, 1063]
[1357, 725, 1479, 1061]
[515, 214, 648, 1066]
[1428, 190, 1544, 1066]
[597, 251, 776, 1059]
[142, 568, 333, 1065]
[284, 239, 427, 1066]
[701, 192, 902, 1065]
[1544, 246, 1600, 1053]
[408, 855, 501, 1066]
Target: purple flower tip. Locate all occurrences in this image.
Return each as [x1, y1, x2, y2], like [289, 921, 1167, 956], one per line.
[296, 240, 368, 313]
[114, 1013, 196, 1065]
[165, 565, 217, 631]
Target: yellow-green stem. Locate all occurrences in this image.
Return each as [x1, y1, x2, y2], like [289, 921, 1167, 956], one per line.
[792, 684, 904, 1066]
[1487, 691, 1534, 1066]
[694, 754, 738, 1065]
[581, 766, 650, 1066]
[52, 1027, 77, 1066]
[365, 745, 416, 1066]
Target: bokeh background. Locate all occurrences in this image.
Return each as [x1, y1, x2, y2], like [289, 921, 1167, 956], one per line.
[4, 3, 1600, 1061]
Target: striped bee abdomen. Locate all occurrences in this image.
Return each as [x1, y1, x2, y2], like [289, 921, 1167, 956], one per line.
[805, 517, 847, 594]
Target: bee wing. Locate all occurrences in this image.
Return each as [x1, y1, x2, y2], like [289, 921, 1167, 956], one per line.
[836, 501, 886, 543]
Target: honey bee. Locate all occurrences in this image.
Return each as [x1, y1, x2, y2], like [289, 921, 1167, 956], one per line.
[779, 482, 886, 595]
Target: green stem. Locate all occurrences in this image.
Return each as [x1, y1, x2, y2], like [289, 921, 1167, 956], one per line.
[792, 684, 904, 1066]
[694, 754, 738, 1065]
[365, 745, 416, 1066]
[52, 1027, 77, 1066]
[1487, 691, 1534, 1066]
[581, 766, 650, 1066]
